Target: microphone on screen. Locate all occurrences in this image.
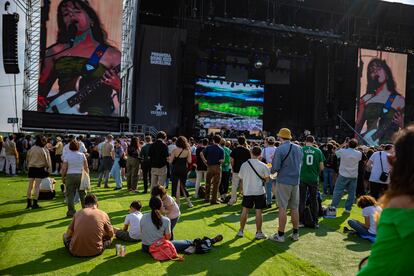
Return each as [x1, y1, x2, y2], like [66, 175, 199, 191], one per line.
[68, 23, 78, 47]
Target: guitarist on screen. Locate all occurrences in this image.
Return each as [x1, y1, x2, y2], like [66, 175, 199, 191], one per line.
[38, 0, 121, 116]
[355, 58, 405, 145]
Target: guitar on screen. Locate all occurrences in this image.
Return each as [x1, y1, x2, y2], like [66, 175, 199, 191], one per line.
[46, 64, 120, 115]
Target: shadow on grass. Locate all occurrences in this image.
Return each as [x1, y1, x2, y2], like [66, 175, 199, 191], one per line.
[343, 236, 372, 252]
[0, 247, 90, 275]
[1, 216, 67, 232]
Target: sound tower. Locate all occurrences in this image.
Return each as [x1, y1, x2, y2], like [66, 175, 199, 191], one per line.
[2, 13, 19, 74]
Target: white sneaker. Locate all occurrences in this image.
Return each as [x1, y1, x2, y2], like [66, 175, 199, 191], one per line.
[290, 233, 299, 241]
[269, 233, 285, 242]
[298, 223, 305, 228]
[255, 232, 267, 240]
[188, 202, 193, 208]
[236, 230, 244, 237]
[227, 200, 236, 206]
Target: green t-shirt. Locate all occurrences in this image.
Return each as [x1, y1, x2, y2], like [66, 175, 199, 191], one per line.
[358, 208, 414, 275]
[300, 146, 325, 183]
[222, 146, 231, 172]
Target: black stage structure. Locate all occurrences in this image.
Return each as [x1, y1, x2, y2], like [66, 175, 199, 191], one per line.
[132, 0, 414, 140]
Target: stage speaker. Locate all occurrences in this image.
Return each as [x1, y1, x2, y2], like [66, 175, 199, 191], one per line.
[2, 13, 20, 74]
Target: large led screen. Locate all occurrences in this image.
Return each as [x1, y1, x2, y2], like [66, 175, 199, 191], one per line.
[355, 49, 407, 145]
[38, 0, 123, 117]
[195, 77, 264, 131]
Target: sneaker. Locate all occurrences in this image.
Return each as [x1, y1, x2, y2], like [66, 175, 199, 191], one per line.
[236, 230, 244, 237]
[212, 234, 224, 243]
[269, 233, 285, 242]
[289, 233, 299, 241]
[298, 223, 305, 228]
[193, 194, 199, 199]
[266, 204, 272, 209]
[314, 224, 320, 229]
[184, 245, 196, 254]
[188, 202, 194, 208]
[227, 200, 236, 206]
[255, 232, 267, 240]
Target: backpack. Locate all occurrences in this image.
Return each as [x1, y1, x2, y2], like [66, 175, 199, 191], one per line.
[149, 238, 183, 261]
[193, 237, 213, 254]
[198, 185, 206, 198]
[303, 206, 316, 228]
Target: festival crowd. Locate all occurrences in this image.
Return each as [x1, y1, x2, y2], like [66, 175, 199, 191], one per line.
[0, 125, 413, 273]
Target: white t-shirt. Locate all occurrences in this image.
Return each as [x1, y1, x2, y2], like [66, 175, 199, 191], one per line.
[238, 159, 270, 196]
[78, 141, 87, 154]
[362, 205, 382, 235]
[262, 146, 276, 164]
[64, 151, 86, 174]
[369, 151, 391, 184]
[124, 211, 143, 240]
[336, 148, 362, 178]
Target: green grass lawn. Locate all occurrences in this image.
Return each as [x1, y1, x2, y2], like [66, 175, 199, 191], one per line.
[0, 175, 371, 275]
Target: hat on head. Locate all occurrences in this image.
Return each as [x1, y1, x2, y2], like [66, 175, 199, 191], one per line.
[267, 136, 276, 143]
[56, 136, 62, 141]
[277, 128, 292, 140]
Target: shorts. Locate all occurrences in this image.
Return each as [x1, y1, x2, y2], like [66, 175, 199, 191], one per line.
[115, 230, 140, 242]
[241, 194, 266, 209]
[276, 183, 299, 210]
[55, 154, 62, 163]
[28, 167, 49, 179]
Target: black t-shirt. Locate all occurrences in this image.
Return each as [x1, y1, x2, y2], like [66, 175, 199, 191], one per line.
[230, 146, 251, 173]
[148, 140, 169, 168]
[196, 146, 207, 171]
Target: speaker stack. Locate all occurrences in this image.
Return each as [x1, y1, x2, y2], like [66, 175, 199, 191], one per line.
[2, 12, 20, 74]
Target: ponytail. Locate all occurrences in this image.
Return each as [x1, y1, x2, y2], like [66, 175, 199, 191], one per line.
[149, 196, 163, 229]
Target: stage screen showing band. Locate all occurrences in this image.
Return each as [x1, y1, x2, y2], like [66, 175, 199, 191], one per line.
[38, 0, 123, 117]
[195, 77, 264, 132]
[355, 49, 407, 146]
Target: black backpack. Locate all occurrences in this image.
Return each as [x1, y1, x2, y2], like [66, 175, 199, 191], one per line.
[303, 206, 316, 228]
[193, 237, 212, 254]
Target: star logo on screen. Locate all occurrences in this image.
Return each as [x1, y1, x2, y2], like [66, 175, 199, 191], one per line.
[151, 103, 167, 117]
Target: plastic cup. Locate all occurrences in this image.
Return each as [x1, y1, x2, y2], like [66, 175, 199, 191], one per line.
[115, 244, 121, 256]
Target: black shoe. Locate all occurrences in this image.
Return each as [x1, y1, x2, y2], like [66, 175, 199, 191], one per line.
[266, 204, 272, 209]
[113, 187, 121, 190]
[211, 234, 223, 244]
[26, 198, 32, 209]
[60, 184, 65, 193]
[32, 200, 41, 209]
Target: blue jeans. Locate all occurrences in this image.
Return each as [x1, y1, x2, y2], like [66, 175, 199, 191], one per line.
[323, 168, 335, 194]
[265, 180, 275, 204]
[110, 158, 122, 188]
[142, 240, 192, 254]
[348, 219, 375, 237]
[331, 175, 357, 211]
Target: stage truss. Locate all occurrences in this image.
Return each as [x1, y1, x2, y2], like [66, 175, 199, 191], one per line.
[22, 0, 138, 122]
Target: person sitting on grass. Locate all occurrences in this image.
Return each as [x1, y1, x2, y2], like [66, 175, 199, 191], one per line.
[63, 194, 114, 257]
[151, 185, 181, 240]
[346, 195, 382, 238]
[237, 146, 270, 240]
[113, 200, 143, 242]
[140, 196, 222, 254]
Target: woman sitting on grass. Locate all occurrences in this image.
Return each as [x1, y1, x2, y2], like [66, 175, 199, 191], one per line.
[347, 195, 382, 238]
[358, 126, 414, 275]
[140, 197, 222, 254]
[151, 185, 180, 240]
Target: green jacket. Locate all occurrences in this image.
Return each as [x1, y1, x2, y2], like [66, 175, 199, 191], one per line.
[358, 208, 414, 275]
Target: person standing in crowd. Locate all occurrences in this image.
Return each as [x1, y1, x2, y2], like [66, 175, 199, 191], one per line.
[169, 136, 193, 207]
[194, 138, 208, 198]
[298, 135, 325, 228]
[46, 138, 56, 174]
[76, 135, 88, 155]
[140, 135, 152, 193]
[237, 146, 270, 239]
[200, 135, 224, 205]
[166, 137, 177, 189]
[0, 136, 5, 173]
[97, 135, 114, 188]
[61, 140, 89, 217]
[126, 137, 140, 193]
[63, 194, 114, 257]
[4, 135, 18, 176]
[54, 137, 64, 175]
[120, 136, 128, 181]
[19, 135, 32, 173]
[149, 131, 169, 188]
[261, 136, 277, 208]
[330, 139, 362, 213]
[322, 143, 338, 195]
[358, 126, 414, 275]
[110, 139, 124, 190]
[219, 139, 232, 201]
[26, 135, 52, 209]
[90, 138, 100, 172]
[228, 136, 251, 206]
[366, 144, 393, 199]
[269, 128, 303, 242]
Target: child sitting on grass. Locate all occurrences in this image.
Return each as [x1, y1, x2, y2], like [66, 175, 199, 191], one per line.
[151, 185, 181, 240]
[114, 200, 143, 242]
[346, 195, 382, 238]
